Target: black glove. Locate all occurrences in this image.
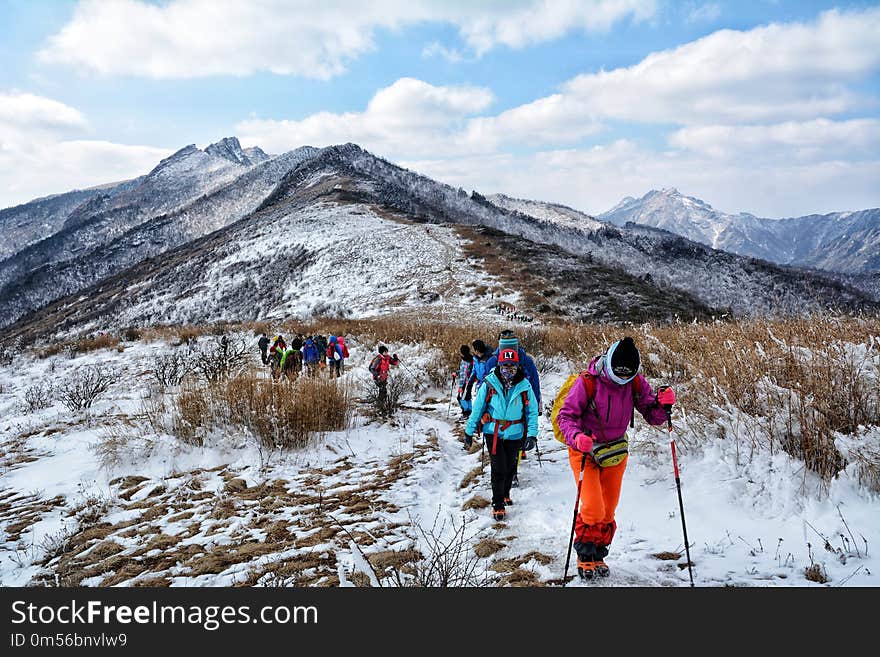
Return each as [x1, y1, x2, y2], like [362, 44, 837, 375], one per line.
[523, 436, 537, 452]
[392, 353, 399, 360]
[463, 435, 473, 449]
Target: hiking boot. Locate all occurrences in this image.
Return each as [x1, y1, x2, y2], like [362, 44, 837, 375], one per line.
[492, 508, 506, 521]
[577, 560, 598, 580]
[594, 561, 610, 578]
[503, 496, 513, 505]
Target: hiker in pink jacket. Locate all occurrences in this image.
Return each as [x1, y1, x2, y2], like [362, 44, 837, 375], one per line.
[557, 336, 675, 579]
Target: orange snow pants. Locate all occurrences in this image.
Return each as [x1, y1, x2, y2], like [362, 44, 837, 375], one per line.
[568, 446, 627, 546]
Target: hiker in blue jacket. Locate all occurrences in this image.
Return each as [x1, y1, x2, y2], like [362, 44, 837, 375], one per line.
[464, 348, 539, 521]
[468, 339, 494, 396]
[484, 330, 541, 408]
[484, 330, 541, 487]
[301, 337, 321, 376]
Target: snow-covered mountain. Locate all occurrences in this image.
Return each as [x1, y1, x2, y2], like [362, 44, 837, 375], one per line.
[1, 143, 877, 338]
[599, 188, 880, 274]
[0, 140, 320, 328]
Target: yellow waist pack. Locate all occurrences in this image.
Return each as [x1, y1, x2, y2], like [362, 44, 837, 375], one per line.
[591, 436, 628, 467]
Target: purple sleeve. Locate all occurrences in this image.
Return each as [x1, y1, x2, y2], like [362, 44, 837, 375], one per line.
[635, 375, 667, 426]
[557, 377, 588, 449]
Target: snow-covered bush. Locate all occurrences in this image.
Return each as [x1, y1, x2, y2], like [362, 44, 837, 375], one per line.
[21, 381, 54, 413]
[57, 365, 118, 411]
[190, 335, 249, 383]
[150, 352, 191, 387]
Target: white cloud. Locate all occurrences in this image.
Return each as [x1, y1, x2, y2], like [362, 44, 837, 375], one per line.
[38, 0, 656, 78]
[0, 92, 86, 135]
[236, 78, 494, 158]
[685, 2, 721, 25]
[265, 9, 880, 156]
[457, 0, 657, 56]
[422, 42, 466, 63]
[669, 119, 880, 161]
[0, 92, 169, 208]
[561, 8, 880, 125]
[406, 143, 880, 219]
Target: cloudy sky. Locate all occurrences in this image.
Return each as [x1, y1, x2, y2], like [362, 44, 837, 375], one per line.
[2, 0, 879, 217]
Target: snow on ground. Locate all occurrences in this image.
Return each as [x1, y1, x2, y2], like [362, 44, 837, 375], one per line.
[109, 200, 514, 329]
[488, 193, 606, 233]
[0, 334, 877, 587]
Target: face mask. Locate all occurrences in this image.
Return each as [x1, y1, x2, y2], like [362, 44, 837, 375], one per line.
[499, 365, 517, 380]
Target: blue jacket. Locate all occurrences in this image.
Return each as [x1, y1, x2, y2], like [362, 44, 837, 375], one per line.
[485, 347, 541, 407]
[469, 349, 494, 392]
[465, 369, 538, 441]
[302, 340, 320, 364]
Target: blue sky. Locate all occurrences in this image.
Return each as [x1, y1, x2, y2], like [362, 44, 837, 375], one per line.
[1, 0, 879, 217]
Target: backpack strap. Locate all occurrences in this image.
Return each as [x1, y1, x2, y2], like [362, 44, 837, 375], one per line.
[630, 375, 643, 428]
[581, 371, 598, 416]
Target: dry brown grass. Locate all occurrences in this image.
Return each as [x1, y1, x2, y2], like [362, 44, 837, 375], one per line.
[474, 538, 506, 558]
[462, 495, 490, 510]
[173, 368, 353, 449]
[804, 563, 829, 584]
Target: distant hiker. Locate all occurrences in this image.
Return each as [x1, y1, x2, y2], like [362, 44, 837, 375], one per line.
[368, 346, 400, 412]
[281, 341, 306, 378]
[289, 334, 304, 374]
[485, 330, 541, 487]
[315, 335, 328, 368]
[269, 335, 286, 378]
[456, 344, 475, 420]
[326, 335, 344, 378]
[301, 336, 321, 376]
[464, 348, 538, 521]
[469, 339, 494, 395]
[257, 333, 269, 365]
[337, 334, 350, 372]
[556, 336, 673, 579]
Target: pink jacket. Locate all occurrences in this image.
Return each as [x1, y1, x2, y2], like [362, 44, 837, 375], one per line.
[557, 356, 667, 449]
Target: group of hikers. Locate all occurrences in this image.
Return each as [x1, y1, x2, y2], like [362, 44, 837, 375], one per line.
[258, 333, 350, 379]
[254, 325, 677, 581]
[455, 329, 676, 580]
[256, 331, 401, 411]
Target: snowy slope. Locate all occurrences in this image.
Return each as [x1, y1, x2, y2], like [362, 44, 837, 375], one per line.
[2, 142, 877, 336]
[0, 144, 320, 329]
[487, 193, 607, 232]
[1, 334, 876, 588]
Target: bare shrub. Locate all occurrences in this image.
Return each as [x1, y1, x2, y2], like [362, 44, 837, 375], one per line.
[21, 381, 54, 413]
[361, 373, 407, 419]
[395, 512, 496, 587]
[57, 365, 118, 411]
[173, 369, 353, 450]
[150, 352, 191, 387]
[191, 335, 250, 383]
[122, 327, 142, 342]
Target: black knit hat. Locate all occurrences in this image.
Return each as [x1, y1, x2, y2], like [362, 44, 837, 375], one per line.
[460, 344, 472, 359]
[610, 336, 640, 378]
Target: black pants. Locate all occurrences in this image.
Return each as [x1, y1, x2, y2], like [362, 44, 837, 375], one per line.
[486, 437, 523, 510]
[375, 379, 387, 402]
[260, 348, 268, 365]
[329, 360, 342, 377]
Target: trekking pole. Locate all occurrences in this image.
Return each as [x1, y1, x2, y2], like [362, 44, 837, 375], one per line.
[667, 407, 695, 587]
[445, 373, 457, 421]
[563, 452, 588, 584]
